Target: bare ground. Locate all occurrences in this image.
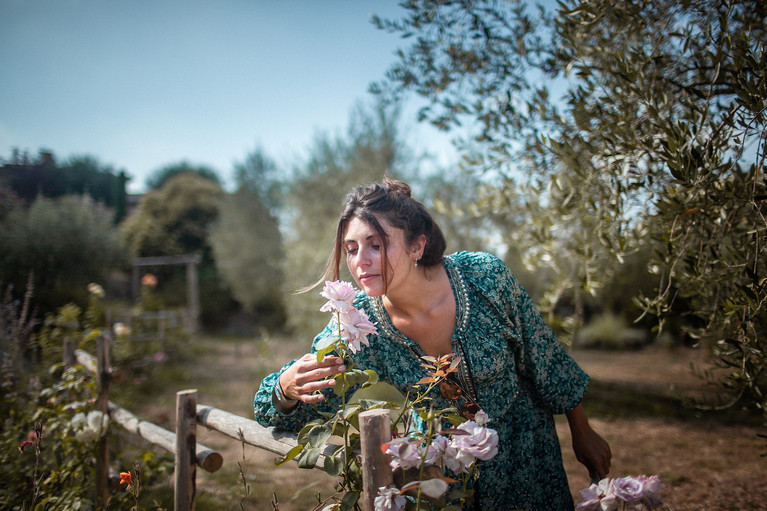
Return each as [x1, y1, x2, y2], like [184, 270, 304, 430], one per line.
[136, 338, 767, 510]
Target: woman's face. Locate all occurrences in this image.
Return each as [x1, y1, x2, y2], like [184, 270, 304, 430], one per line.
[343, 215, 418, 297]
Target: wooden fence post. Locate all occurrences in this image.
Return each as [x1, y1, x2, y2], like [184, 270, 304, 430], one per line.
[63, 337, 75, 366]
[95, 335, 110, 509]
[175, 390, 197, 511]
[359, 409, 393, 511]
[186, 259, 200, 333]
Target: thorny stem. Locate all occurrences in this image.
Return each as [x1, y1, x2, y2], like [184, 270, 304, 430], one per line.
[238, 429, 251, 511]
[334, 310, 352, 494]
[414, 409, 436, 507]
[22, 422, 45, 511]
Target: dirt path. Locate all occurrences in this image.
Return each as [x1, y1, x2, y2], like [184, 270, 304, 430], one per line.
[567, 348, 767, 511]
[143, 339, 767, 510]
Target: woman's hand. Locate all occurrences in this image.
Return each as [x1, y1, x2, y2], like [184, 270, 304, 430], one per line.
[277, 354, 346, 407]
[566, 404, 612, 481]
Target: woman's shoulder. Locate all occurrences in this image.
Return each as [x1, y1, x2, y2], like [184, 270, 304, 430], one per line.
[446, 250, 507, 275]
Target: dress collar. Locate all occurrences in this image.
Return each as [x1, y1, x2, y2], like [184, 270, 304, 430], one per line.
[369, 254, 477, 399]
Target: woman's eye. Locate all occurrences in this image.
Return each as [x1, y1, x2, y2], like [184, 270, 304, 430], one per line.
[346, 248, 357, 255]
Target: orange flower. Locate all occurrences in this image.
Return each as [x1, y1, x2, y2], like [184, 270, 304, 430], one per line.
[119, 472, 132, 486]
[141, 273, 158, 287]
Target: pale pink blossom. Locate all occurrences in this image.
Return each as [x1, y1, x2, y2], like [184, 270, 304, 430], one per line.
[473, 409, 490, 427]
[320, 280, 357, 313]
[598, 492, 619, 511]
[450, 420, 499, 468]
[612, 476, 644, 504]
[637, 475, 665, 509]
[577, 476, 664, 511]
[424, 435, 454, 468]
[320, 281, 377, 353]
[374, 485, 406, 511]
[337, 308, 377, 353]
[576, 483, 603, 511]
[443, 446, 469, 474]
[385, 437, 422, 471]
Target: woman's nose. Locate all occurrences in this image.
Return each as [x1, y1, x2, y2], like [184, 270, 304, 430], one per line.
[357, 248, 372, 266]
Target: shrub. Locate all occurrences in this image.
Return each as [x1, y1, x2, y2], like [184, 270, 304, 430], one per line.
[0, 195, 127, 317]
[574, 312, 649, 350]
[0, 283, 173, 510]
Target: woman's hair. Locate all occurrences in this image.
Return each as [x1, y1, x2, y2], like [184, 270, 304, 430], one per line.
[316, 177, 446, 289]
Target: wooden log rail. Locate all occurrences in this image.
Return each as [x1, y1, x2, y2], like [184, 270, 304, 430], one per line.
[196, 405, 337, 468]
[108, 401, 223, 473]
[65, 336, 392, 511]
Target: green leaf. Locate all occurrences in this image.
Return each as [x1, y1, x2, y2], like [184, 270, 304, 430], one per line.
[297, 420, 324, 445]
[339, 490, 360, 511]
[344, 368, 361, 386]
[341, 404, 361, 421]
[323, 455, 344, 476]
[275, 444, 304, 466]
[333, 376, 348, 397]
[361, 369, 379, 388]
[307, 424, 332, 448]
[296, 447, 321, 469]
[420, 478, 449, 498]
[332, 420, 349, 437]
[316, 342, 339, 362]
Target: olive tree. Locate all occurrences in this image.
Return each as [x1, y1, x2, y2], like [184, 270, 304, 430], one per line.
[0, 195, 127, 315]
[373, 0, 766, 412]
[209, 148, 286, 325]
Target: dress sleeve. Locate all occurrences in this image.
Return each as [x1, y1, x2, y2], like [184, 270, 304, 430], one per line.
[253, 322, 354, 432]
[491, 255, 589, 414]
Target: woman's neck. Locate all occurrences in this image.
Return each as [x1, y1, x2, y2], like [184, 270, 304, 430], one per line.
[382, 264, 448, 318]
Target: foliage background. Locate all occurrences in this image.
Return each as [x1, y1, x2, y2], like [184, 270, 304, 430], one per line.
[0, 0, 765, 507]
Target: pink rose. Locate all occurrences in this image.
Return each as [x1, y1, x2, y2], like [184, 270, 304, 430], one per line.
[374, 485, 406, 511]
[637, 475, 665, 509]
[338, 308, 377, 353]
[612, 476, 644, 503]
[385, 437, 422, 471]
[453, 420, 499, 461]
[424, 435, 457, 468]
[320, 280, 357, 313]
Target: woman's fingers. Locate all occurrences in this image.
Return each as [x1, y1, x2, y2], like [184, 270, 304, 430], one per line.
[283, 354, 346, 402]
[297, 355, 346, 382]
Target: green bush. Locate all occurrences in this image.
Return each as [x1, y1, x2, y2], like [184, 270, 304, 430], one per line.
[574, 312, 649, 350]
[0, 284, 173, 510]
[0, 195, 128, 317]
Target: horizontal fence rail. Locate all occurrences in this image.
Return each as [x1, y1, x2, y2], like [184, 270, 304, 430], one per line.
[65, 335, 391, 511]
[196, 404, 339, 469]
[108, 401, 223, 473]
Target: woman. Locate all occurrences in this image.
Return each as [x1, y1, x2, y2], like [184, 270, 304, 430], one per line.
[254, 178, 611, 510]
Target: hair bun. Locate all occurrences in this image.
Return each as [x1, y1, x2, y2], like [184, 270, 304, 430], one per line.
[383, 177, 412, 197]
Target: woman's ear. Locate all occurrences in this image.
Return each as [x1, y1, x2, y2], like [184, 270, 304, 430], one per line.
[410, 233, 427, 260]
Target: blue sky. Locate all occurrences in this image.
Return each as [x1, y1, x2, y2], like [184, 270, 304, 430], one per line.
[0, 0, 457, 192]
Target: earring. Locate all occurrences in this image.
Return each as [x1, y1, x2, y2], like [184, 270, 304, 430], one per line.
[414, 258, 420, 268]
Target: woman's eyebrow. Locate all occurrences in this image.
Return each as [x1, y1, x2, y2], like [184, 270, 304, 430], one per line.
[344, 234, 378, 244]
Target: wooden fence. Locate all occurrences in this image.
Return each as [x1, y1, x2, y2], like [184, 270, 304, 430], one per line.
[64, 335, 392, 511]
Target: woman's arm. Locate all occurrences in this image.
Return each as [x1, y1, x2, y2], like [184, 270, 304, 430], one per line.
[566, 403, 612, 480]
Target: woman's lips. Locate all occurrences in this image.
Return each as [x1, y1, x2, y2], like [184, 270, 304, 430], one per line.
[359, 274, 378, 283]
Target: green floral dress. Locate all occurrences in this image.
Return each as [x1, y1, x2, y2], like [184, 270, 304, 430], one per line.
[254, 251, 589, 510]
